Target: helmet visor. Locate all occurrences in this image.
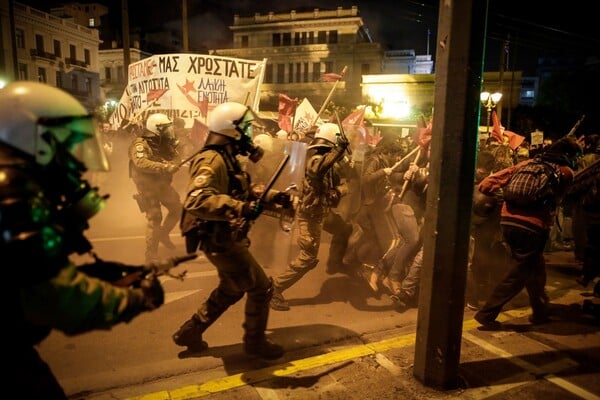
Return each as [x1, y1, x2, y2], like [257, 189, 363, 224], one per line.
[38, 115, 110, 172]
[234, 107, 264, 140]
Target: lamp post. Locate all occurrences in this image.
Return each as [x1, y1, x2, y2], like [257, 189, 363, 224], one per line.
[480, 91, 502, 133]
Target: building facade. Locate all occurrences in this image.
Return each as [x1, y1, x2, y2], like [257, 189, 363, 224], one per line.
[0, 0, 101, 110]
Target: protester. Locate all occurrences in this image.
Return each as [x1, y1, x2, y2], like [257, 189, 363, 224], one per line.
[474, 136, 582, 328]
[0, 81, 164, 399]
[270, 123, 351, 311]
[128, 113, 182, 263]
[172, 102, 292, 359]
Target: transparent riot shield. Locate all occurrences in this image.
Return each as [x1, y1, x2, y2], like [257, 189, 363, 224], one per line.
[246, 139, 306, 269]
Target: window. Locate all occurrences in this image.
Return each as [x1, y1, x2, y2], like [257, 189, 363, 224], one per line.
[37, 67, 47, 83]
[276, 64, 285, 83]
[104, 66, 112, 81]
[308, 32, 315, 44]
[282, 33, 291, 46]
[301, 32, 308, 45]
[71, 75, 78, 91]
[317, 31, 326, 44]
[70, 44, 76, 61]
[116, 66, 124, 83]
[288, 63, 294, 83]
[56, 71, 63, 88]
[265, 64, 273, 84]
[84, 49, 91, 65]
[88, 17, 95, 27]
[312, 62, 321, 82]
[18, 63, 28, 80]
[328, 30, 338, 44]
[294, 32, 300, 45]
[303, 62, 309, 82]
[241, 35, 248, 48]
[53, 39, 61, 57]
[85, 78, 92, 94]
[15, 29, 25, 49]
[35, 34, 44, 52]
[272, 33, 281, 47]
[295, 63, 301, 83]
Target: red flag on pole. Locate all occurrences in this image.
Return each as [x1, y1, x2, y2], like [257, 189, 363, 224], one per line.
[342, 108, 366, 127]
[417, 116, 432, 150]
[491, 110, 525, 149]
[277, 93, 297, 133]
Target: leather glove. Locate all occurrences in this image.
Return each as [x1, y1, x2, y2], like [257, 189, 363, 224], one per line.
[336, 134, 350, 149]
[165, 163, 179, 174]
[140, 276, 164, 310]
[241, 201, 263, 220]
[272, 191, 292, 208]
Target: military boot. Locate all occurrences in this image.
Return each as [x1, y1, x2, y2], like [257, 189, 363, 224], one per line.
[243, 336, 284, 360]
[172, 314, 209, 351]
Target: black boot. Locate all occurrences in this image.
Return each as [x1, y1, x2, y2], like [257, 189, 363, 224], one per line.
[243, 280, 284, 359]
[172, 314, 208, 351]
[243, 336, 284, 360]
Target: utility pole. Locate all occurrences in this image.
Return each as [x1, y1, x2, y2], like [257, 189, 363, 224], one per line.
[121, 0, 130, 81]
[182, 0, 189, 52]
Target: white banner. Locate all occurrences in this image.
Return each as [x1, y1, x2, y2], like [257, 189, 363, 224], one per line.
[108, 53, 267, 130]
[293, 97, 320, 134]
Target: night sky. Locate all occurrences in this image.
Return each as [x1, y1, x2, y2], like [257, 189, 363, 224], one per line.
[21, 0, 600, 75]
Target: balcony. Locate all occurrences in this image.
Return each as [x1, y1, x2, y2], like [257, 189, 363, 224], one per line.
[30, 48, 57, 61]
[65, 58, 89, 68]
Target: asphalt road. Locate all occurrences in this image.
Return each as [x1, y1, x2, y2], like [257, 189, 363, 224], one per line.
[36, 167, 600, 400]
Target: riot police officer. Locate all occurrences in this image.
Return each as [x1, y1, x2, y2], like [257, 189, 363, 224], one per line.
[0, 81, 164, 399]
[172, 102, 292, 359]
[129, 113, 182, 263]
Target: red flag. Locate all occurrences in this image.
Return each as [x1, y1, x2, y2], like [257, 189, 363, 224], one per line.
[491, 110, 504, 144]
[342, 108, 366, 127]
[491, 110, 525, 150]
[417, 116, 432, 150]
[321, 72, 343, 82]
[146, 88, 167, 103]
[190, 118, 209, 147]
[277, 93, 297, 133]
[504, 130, 526, 150]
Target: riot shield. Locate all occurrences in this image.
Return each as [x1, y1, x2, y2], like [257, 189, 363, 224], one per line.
[246, 139, 307, 269]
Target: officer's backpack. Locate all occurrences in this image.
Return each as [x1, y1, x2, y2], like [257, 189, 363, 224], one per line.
[502, 157, 560, 208]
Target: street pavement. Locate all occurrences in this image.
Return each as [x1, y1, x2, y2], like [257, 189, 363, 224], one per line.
[38, 203, 600, 400]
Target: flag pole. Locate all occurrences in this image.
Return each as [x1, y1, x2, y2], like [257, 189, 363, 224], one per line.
[311, 65, 348, 127]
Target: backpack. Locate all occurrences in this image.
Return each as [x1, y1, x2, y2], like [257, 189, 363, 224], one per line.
[502, 158, 561, 208]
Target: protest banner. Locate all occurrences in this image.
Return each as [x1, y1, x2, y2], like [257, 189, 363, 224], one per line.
[108, 53, 267, 131]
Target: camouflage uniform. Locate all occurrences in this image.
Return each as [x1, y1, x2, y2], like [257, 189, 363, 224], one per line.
[271, 139, 350, 310]
[128, 135, 182, 263]
[173, 148, 285, 358]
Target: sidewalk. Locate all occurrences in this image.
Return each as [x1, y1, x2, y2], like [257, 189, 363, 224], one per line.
[114, 250, 600, 400]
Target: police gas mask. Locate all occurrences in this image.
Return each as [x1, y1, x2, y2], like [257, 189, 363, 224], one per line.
[39, 116, 110, 225]
[233, 108, 265, 163]
[207, 102, 266, 163]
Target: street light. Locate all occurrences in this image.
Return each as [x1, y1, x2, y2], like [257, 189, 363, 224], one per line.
[480, 91, 502, 133]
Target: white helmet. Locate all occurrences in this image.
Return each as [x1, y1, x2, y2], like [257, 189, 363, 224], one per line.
[253, 133, 273, 152]
[0, 81, 109, 171]
[146, 113, 173, 136]
[208, 102, 255, 140]
[309, 123, 340, 149]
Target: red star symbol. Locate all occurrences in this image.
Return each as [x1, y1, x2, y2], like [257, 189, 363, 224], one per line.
[182, 79, 195, 94]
